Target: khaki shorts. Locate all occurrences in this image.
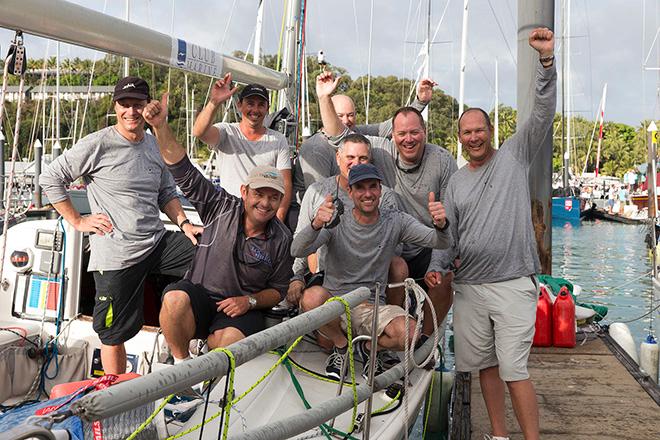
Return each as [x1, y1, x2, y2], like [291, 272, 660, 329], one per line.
[453, 276, 538, 381]
[341, 303, 410, 338]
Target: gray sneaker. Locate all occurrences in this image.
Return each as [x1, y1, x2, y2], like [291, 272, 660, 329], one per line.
[355, 340, 384, 379]
[378, 350, 400, 369]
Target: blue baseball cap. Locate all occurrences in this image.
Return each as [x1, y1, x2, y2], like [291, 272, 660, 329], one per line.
[348, 163, 383, 187]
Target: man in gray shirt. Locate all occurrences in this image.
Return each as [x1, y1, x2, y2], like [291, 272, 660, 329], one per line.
[316, 72, 457, 340]
[293, 79, 435, 201]
[40, 76, 199, 374]
[193, 73, 292, 223]
[291, 163, 450, 379]
[431, 28, 556, 440]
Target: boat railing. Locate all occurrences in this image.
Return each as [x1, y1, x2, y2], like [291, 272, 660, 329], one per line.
[71, 287, 373, 422]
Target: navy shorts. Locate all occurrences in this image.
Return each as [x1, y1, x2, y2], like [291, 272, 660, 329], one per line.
[163, 279, 265, 339]
[92, 231, 195, 345]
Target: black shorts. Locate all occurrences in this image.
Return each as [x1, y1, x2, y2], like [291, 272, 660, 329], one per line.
[163, 279, 265, 339]
[92, 231, 195, 345]
[404, 247, 432, 282]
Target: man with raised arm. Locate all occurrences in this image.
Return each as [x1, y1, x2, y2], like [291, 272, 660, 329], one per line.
[434, 28, 556, 440]
[40, 76, 199, 374]
[293, 80, 435, 199]
[144, 93, 293, 361]
[290, 163, 450, 380]
[316, 72, 457, 341]
[192, 73, 293, 223]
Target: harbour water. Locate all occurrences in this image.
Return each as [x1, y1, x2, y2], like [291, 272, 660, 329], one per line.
[411, 218, 657, 439]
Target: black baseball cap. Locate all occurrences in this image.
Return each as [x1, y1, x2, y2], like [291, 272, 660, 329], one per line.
[239, 84, 269, 102]
[348, 163, 383, 187]
[113, 76, 150, 102]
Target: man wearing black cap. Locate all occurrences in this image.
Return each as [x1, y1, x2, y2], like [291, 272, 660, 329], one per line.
[41, 76, 199, 374]
[193, 72, 292, 223]
[290, 163, 451, 380]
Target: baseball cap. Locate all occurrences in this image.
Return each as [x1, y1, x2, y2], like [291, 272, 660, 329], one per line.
[113, 76, 150, 102]
[246, 166, 285, 194]
[239, 84, 269, 102]
[348, 163, 383, 187]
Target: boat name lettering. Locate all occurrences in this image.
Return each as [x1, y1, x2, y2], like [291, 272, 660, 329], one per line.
[171, 38, 223, 77]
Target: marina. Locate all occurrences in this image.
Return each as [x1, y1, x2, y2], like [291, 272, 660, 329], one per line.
[0, 0, 658, 439]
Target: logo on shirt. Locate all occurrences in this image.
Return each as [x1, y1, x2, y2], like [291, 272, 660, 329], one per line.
[248, 243, 273, 267]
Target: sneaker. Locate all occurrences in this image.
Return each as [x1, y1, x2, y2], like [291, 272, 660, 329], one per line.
[354, 340, 383, 379]
[484, 435, 510, 440]
[378, 350, 400, 370]
[325, 346, 347, 380]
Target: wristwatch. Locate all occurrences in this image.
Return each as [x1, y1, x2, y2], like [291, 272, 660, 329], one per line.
[247, 295, 257, 309]
[178, 218, 191, 231]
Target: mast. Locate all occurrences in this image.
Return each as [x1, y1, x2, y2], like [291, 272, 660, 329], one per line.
[594, 83, 607, 177]
[494, 59, 499, 148]
[518, 0, 555, 275]
[53, 42, 61, 159]
[123, 0, 130, 77]
[253, 0, 264, 66]
[365, 0, 375, 124]
[422, 0, 431, 122]
[457, 0, 469, 164]
[564, 0, 571, 187]
[277, 0, 302, 111]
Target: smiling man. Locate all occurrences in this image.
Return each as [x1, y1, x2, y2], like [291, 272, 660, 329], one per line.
[143, 93, 293, 361]
[316, 72, 457, 341]
[433, 28, 557, 440]
[291, 163, 450, 380]
[193, 73, 292, 223]
[41, 76, 198, 374]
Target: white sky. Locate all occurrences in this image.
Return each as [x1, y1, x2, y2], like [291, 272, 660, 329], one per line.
[1, 0, 659, 126]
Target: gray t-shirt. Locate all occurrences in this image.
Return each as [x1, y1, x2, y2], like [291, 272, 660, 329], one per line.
[213, 122, 291, 197]
[292, 175, 400, 279]
[293, 98, 428, 204]
[291, 209, 450, 301]
[328, 134, 457, 259]
[40, 126, 177, 271]
[429, 63, 557, 283]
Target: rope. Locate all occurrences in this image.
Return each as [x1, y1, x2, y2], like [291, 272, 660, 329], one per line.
[617, 302, 660, 324]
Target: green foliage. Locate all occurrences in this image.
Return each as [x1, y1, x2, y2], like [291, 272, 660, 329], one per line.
[0, 54, 650, 176]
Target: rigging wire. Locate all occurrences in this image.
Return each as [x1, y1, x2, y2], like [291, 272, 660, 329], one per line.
[485, 0, 516, 67]
[365, 0, 374, 124]
[352, 0, 368, 116]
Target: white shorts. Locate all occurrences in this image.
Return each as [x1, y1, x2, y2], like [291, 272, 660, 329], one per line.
[453, 276, 538, 381]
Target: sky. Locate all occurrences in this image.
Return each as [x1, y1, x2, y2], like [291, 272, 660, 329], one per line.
[0, 0, 658, 127]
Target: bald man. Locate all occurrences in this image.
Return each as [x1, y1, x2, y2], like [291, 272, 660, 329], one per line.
[292, 81, 434, 203]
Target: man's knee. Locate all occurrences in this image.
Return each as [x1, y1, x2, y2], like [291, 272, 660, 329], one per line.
[388, 256, 408, 282]
[386, 316, 418, 347]
[300, 286, 331, 312]
[162, 290, 191, 314]
[208, 327, 246, 348]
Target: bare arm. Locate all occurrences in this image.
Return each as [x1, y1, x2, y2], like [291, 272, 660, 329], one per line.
[316, 71, 344, 137]
[192, 72, 238, 146]
[276, 168, 293, 222]
[216, 288, 281, 318]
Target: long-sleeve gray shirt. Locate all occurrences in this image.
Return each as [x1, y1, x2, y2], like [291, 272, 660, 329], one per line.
[291, 209, 450, 301]
[40, 126, 178, 271]
[328, 136, 457, 259]
[291, 175, 400, 280]
[429, 63, 557, 283]
[292, 98, 428, 204]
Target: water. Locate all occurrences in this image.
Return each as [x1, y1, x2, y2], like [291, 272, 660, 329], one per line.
[410, 219, 658, 439]
[552, 219, 657, 345]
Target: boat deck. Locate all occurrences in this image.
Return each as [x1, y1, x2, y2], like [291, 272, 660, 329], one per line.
[451, 331, 660, 440]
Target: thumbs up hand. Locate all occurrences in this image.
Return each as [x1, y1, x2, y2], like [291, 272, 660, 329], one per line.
[143, 93, 169, 129]
[312, 194, 336, 230]
[428, 192, 446, 229]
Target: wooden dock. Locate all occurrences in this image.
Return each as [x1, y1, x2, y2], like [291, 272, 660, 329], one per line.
[451, 331, 660, 440]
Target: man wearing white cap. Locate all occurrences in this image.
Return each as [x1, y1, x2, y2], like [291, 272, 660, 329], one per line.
[145, 94, 293, 359]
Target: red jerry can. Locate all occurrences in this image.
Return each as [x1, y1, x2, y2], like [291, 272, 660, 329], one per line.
[553, 286, 576, 348]
[533, 286, 553, 347]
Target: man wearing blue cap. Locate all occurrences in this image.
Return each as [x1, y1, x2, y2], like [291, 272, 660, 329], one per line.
[290, 163, 451, 380]
[193, 73, 292, 223]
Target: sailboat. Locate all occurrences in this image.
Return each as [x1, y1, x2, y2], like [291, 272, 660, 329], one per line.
[0, 1, 442, 439]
